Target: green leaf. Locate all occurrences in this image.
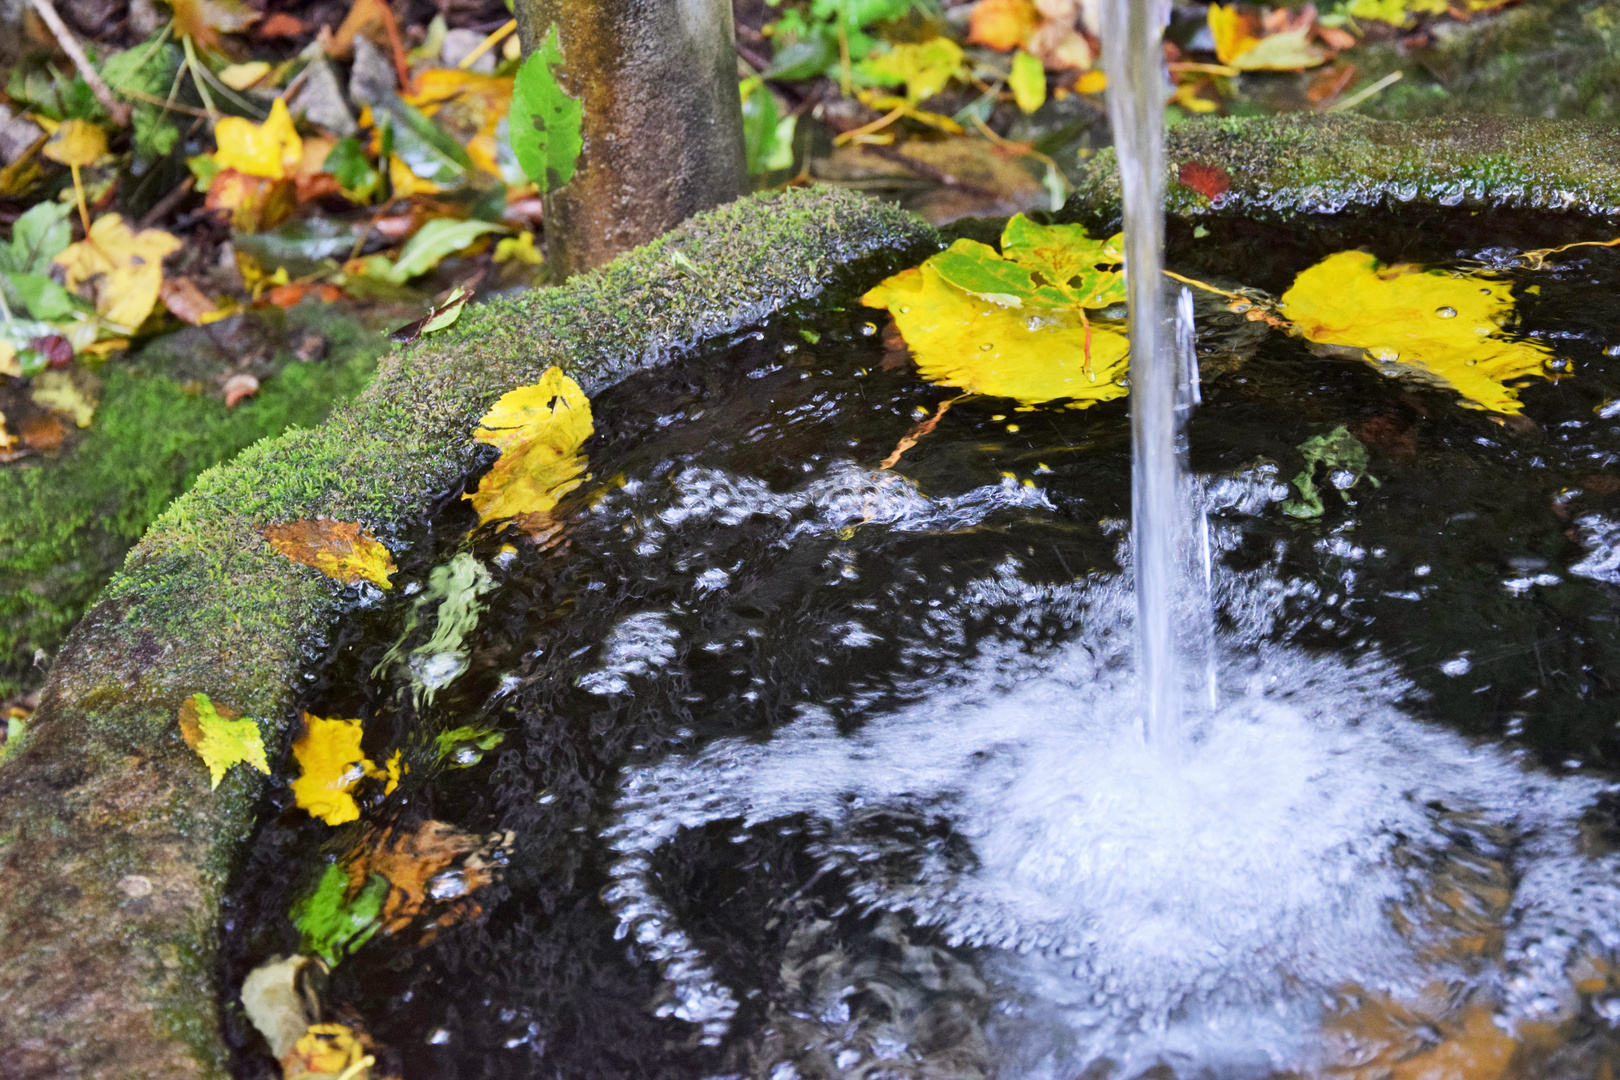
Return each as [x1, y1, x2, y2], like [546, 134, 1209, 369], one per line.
[1, 202, 73, 275]
[433, 725, 505, 766]
[100, 37, 181, 99]
[3, 272, 87, 321]
[508, 24, 583, 193]
[323, 136, 381, 200]
[382, 219, 506, 283]
[764, 35, 838, 81]
[421, 285, 471, 334]
[372, 93, 472, 185]
[290, 863, 387, 967]
[131, 106, 180, 158]
[929, 215, 1126, 311]
[1009, 49, 1046, 114]
[179, 693, 271, 790]
[740, 77, 781, 176]
[1282, 426, 1377, 519]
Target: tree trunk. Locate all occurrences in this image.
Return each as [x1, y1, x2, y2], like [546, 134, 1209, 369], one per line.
[512, 0, 749, 280]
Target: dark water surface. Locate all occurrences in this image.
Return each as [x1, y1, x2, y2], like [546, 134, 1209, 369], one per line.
[222, 208, 1620, 1080]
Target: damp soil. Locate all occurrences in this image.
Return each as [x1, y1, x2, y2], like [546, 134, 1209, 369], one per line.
[220, 206, 1620, 1080]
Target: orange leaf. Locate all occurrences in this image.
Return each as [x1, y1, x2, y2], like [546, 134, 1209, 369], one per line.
[346, 820, 505, 934]
[968, 0, 1042, 51]
[172, 0, 259, 54]
[262, 518, 397, 587]
[160, 276, 220, 325]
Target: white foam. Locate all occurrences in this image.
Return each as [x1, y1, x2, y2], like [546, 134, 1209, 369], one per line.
[604, 557, 1620, 1074]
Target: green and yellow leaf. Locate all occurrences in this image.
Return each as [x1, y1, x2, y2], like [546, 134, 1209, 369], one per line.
[862, 263, 1128, 406]
[465, 366, 593, 530]
[1280, 250, 1556, 414]
[262, 519, 397, 587]
[53, 214, 182, 331]
[178, 692, 270, 789]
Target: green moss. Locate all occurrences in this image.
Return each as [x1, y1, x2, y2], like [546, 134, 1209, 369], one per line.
[0, 186, 938, 1078]
[1063, 114, 1620, 225]
[0, 304, 386, 701]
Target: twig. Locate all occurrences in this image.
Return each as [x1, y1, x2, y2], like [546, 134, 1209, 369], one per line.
[881, 395, 964, 469]
[458, 19, 516, 70]
[28, 0, 132, 125]
[138, 175, 197, 229]
[1327, 70, 1402, 113]
[182, 34, 219, 121]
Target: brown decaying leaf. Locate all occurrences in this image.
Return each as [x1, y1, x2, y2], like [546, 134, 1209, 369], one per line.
[161, 277, 221, 325]
[262, 519, 398, 587]
[345, 820, 512, 938]
[222, 373, 260, 407]
[206, 169, 296, 233]
[18, 413, 66, 453]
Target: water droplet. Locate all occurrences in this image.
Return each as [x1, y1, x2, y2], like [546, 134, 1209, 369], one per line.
[1466, 359, 1478, 366]
[1546, 357, 1573, 374]
[980, 342, 994, 351]
[1435, 306, 1457, 318]
[1114, 376, 1130, 387]
[898, 306, 911, 314]
[860, 322, 877, 336]
[1370, 346, 1399, 362]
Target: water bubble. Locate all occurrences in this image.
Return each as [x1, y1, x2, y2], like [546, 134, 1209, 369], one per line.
[1370, 346, 1400, 362]
[1546, 357, 1573, 374]
[861, 322, 877, 336]
[1440, 654, 1472, 676]
[981, 342, 995, 351]
[1435, 306, 1457, 318]
[1114, 376, 1130, 387]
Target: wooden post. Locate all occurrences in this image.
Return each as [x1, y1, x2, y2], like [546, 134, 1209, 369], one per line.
[512, 0, 749, 280]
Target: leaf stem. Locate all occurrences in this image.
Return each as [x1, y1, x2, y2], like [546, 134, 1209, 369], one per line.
[182, 35, 219, 122]
[69, 163, 90, 236]
[27, 0, 132, 125]
[459, 19, 517, 69]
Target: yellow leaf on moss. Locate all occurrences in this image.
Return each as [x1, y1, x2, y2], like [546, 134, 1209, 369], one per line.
[465, 366, 593, 530]
[178, 692, 270, 789]
[862, 264, 1129, 407]
[262, 519, 397, 587]
[53, 213, 182, 331]
[292, 714, 382, 826]
[1279, 249, 1555, 414]
[214, 98, 303, 180]
[42, 119, 107, 167]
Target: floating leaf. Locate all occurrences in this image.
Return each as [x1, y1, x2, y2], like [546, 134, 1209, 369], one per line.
[283, 1023, 371, 1079]
[508, 23, 583, 193]
[464, 366, 593, 529]
[1009, 49, 1047, 114]
[291, 714, 384, 826]
[262, 519, 397, 587]
[1279, 250, 1555, 414]
[291, 862, 386, 965]
[177, 692, 270, 789]
[213, 97, 303, 180]
[41, 119, 106, 168]
[1282, 425, 1378, 519]
[52, 214, 182, 331]
[930, 214, 1126, 311]
[863, 263, 1128, 407]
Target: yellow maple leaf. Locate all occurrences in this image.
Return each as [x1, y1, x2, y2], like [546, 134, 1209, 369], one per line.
[862, 264, 1129, 407]
[283, 1023, 369, 1078]
[862, 38, 965, 104]
[262, 519, 397, 588]
[1230, 27, 1328, 70]
[42, 119, 107, 168]
[292, 714, 384, 826]
[178, 693, 270, 789]
[53, 213, 182, 331]
[1279, 250, 1555, 414]
[464, 367, 593, 530]
[214, 97, 303, 180]
[1208, 3, 1261, 65]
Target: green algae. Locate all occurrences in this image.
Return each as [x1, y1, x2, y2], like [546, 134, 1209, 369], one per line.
[1063, 114, 1620, 225]
[0, 186, 938, 1078]
[0, 305, 386, 703]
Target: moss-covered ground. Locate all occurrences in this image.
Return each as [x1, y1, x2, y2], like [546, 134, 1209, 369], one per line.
[0, 304, 387, 704]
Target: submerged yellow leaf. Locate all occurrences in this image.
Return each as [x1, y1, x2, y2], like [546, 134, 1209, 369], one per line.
[178, 693, 270, 789]
[465, 366, 593, 530]
[291, 714, 382, 826]
[213, 97, 303, 180]
[1280, 250, 1555, 414]
[862, 264, 1128, 407]
[283, 1022, 369, 1078]
[262, 519, 397, 588]
[53, 213, 182, 331]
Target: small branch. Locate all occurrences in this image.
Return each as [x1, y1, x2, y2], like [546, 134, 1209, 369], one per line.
[138, 175, 197, 229]
[28, 0, 132, 125]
